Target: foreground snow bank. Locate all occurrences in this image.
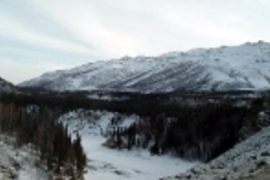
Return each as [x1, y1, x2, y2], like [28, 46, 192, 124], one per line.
[0, 135, 49, 180]
[164, 125, 270, 180]
[59, 109, 197, 180]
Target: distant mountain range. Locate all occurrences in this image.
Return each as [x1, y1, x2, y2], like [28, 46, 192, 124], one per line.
[20, 41, 270, 93]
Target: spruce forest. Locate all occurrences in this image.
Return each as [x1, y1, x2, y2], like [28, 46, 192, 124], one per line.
[0, 93, 87, 179]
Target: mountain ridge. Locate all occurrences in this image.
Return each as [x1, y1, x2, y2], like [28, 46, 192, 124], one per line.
[0, 77, 18, 94]
[20, 41, 270, 92]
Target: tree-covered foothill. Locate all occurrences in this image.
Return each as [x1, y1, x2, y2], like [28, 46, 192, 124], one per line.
[0, 102, 86, 179]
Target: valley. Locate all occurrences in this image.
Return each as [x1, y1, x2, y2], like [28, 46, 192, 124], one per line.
[1, 43, 270, 179]
[1, 78, 270, 179]
[2, 0, 270, 179]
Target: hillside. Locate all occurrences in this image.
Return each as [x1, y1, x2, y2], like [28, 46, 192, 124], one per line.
[0, 135, 49, 180]
[0, 77, 18, 94]
[20, 41, 270, 92]
[163, 115, 270, 180]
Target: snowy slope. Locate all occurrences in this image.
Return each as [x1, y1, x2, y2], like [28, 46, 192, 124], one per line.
[58, 109, 196, 180]
[164, 123, 270, 180]
[0, 135, 49, 180]
[0, 77, 18, 94]
[20, 41, 270, 92]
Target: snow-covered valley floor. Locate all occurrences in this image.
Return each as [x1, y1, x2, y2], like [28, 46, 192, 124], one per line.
[59, 110, 197, 180]
[83, 135, 195, 180]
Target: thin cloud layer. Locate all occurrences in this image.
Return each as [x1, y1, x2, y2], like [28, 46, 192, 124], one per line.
[0, 0, 270, 83]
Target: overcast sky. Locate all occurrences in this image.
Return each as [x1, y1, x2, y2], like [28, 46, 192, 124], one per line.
[1, 0, 270, 84]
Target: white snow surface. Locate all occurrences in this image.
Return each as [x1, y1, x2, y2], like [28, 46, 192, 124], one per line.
[20, 41, 270, 92]
[58, 109, 196, 180]
[164, 124, 270, 180]
[0, 135, 49, 180]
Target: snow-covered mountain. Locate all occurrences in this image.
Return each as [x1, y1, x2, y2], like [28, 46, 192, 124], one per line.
[20, 41, 270, 92]
[0, 77, 18, 94]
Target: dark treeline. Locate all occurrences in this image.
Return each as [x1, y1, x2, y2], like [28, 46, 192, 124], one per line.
[0, 102, 86, 179]
[103, 94, 270, 162]
[0, 89, 258, 117]
[106, 103, 246, 162]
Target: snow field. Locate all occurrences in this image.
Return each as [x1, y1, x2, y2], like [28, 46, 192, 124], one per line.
[59, 109, 197, 180]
